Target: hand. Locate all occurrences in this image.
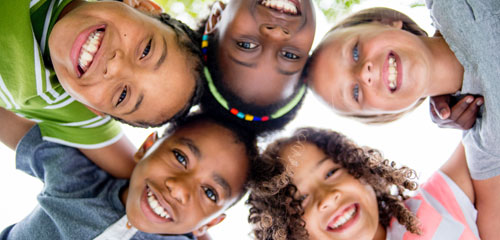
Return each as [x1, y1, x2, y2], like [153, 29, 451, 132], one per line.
[430, 94, 483, 130]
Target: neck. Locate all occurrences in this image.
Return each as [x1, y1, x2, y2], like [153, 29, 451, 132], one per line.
[373, 224, 386, 240]
[421, 36, 464, 97]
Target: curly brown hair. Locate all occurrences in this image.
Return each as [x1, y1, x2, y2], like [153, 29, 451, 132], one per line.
[247, 127, 421, 239]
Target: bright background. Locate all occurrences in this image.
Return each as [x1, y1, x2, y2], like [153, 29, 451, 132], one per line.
[0, 0, 463, 239]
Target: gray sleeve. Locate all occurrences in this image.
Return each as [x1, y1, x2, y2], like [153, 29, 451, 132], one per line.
[428, 0, 500, 180]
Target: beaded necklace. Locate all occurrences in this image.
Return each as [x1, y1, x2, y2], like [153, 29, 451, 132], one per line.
[201, 34, 306, 122]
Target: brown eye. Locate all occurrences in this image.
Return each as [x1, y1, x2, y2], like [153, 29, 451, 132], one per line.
[116, 86, 127, 106]
[325, 168, 340, 179]
[281, 51, 299, 60]
[173, 150, 187, 168]
[237, 42, 258, 49]
[140, 39, 152, 59]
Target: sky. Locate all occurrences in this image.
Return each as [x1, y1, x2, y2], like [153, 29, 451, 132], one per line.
[0, 0, 464, 239]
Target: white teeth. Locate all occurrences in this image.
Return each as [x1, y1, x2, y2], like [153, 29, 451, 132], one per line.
[146, 188, 171, 220]
[77, 30, 104, 74]
[261, 0, 298, 14]
[331, 206, 356, 229]
[388, 56, 398, 90]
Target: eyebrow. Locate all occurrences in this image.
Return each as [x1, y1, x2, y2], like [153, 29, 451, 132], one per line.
[213, 173, 232, 198]
[176, 137, 201, 159]
[154, 35, 168, 70]
[124, 94, 144, 115]
[229, 55, 301, 76]
[315, 156, 330, 169]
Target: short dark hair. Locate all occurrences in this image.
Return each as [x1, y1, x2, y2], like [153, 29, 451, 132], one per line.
[111, 13, 205, 128]
[196, 24, 306, 136]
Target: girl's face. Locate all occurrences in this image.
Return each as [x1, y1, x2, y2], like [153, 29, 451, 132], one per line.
[282, 142, 380, 240]
[309, 22, 433, 116]
[49, 1, 195, 126]
[214, 0, 315, 106]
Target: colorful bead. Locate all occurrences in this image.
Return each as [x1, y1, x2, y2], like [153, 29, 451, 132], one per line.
[244, 114, 254, 121]
[236, 112, 245, 119]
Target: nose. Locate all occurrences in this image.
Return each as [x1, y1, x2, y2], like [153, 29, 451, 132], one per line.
[358, 61, 373, 86]
[318, 190, 341, 212]
[165, 178, 190, 204]
[103, 49, 130, 79]
[259, 24, 290, 41]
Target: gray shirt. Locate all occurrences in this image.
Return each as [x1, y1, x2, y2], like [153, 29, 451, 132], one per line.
[0, 125, 194, 240]
[427, 0, 500, 180]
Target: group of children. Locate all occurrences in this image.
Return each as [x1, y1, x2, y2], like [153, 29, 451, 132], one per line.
[0, 0, 498, 239]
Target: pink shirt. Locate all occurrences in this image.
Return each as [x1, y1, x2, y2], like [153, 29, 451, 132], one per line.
[386, 171, 479, 240]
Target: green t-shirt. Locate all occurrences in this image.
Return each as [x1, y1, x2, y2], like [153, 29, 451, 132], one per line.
[0, 0, 122, 148]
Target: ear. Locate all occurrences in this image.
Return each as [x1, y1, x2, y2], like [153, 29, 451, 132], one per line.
[85, 105, 106, 117]
[205, 1, 226, 34]
[123, 0, 163, 15]
[378, 19, 403, 29]
[133, 131, 158, 162]
[192, 214, 226, 237]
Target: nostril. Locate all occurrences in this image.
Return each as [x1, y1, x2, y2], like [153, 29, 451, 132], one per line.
[266, 25, 273, 30]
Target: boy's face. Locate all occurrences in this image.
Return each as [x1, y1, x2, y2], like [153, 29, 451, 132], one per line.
[310, 22, 432, 116]
[282, 142, 380, 240]
[126, 120, 249, 234]
[214, 0, 315, 106]
[49, 1, 195, 126]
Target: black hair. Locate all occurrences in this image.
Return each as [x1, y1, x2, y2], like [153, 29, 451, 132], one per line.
[111, 12, 205, 128]
[196, 24, 306, 136]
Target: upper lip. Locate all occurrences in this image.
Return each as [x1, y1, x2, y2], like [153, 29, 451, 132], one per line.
[148, 184, 177, 221]
[325, 203, 356, 230]
[71, 25, 106, 78]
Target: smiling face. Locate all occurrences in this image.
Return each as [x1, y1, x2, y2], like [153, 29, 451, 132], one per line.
[126, 120, 249, 234]
[214, 0, 315, 105]
[309, 22, 433, 116]
[49, 1, 196, 126]
[281, 142, 380, 240]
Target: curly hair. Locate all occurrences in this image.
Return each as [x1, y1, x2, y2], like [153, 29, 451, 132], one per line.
[305, 7, 428, 124]
[247, 127, 421, 239]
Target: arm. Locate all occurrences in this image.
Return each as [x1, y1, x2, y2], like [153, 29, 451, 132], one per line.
[472, 174, 500, 240]
[79, 135, 137, 179]
[441, 142, 500, 240]
[0, 107, 35, 150]
[439, 142, 474, 203]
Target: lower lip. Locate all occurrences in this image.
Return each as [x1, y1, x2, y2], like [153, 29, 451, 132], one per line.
[70, 24, 106, 78]
[139, 186, 172, 224]
[326, 204, 360, 233]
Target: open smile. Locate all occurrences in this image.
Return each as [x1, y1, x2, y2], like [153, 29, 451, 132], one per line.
[259, 0, 302, 15]
[140, 185, 175, 223]
[382, 51, 403, 93]
[326, 203, 360, 232]
[71, 25, 106, 78]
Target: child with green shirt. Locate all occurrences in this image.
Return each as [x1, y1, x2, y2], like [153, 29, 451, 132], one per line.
[0, 0, 203, 178]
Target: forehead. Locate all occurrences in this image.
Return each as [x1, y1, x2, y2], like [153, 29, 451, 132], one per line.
[170, 121, 249, 191]
[281, 142, 327, 173]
